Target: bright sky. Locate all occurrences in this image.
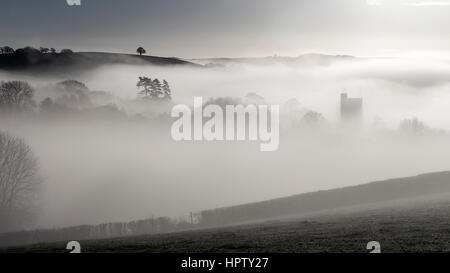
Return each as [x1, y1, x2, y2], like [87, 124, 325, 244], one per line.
[1, 0, 450, 58]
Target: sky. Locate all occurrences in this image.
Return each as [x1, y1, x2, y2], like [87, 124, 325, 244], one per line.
[1, 0, 450, 58]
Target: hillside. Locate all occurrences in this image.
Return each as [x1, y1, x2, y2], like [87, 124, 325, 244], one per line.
[0, 51, 200, 73]
[199, 171, 450, 226]
[4, 192, 450, 253]
[1, 171, 450, 248]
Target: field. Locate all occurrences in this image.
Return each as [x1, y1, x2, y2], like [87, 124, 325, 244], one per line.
[3, 195, 450, 253]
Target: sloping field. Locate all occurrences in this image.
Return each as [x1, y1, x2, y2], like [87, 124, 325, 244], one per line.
[4, 193, 450, 253]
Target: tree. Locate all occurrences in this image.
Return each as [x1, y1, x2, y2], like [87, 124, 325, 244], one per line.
[55, 80, 92, 110]
[60, 49, 74, 54]
[39, 97, 55, 112]
[50, 48, 57, 54]
[152, 79, 163, 98]
[162, 80, 172, 100]
[136, 47, 146, 56]
[300, 111, 327, 128]
[22, 46, 41, 55]
[0, 132, 41, 232]
[0, 81, 35, 112]
[39, 47, 50, 54]
[137, 77, 154, 98]
[399, 117, 429, 135]
[57, 80, 89, 92]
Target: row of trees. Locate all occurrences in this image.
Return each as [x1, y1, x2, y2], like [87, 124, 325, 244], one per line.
[2, 45, 147, 56]
[0, 80, 94, 115]
[0, 46, 73, 55]
[0, 46, 14, 54]
[137, 77, 172, 100]
[0, 215, 199, 247]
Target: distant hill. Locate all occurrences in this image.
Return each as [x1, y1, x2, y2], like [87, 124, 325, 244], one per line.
[191, 53, 356, 67]
[199, 171, 450, 226]
[0, 51, 200, 73]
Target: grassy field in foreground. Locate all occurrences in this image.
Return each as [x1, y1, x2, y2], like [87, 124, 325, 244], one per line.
[4, 196, 450, 253]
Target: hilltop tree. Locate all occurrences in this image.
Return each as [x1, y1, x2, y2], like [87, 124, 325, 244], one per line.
[13, 47, 40, 56]
[39, 47, 50, 54]
[0, 81, 35, 112]
[0, 46, 14, 54]
[50, 48, 57, 54]
[0, 132, 41, 232]
[136, 47, 146, 56]
[60, 49, 74, 54]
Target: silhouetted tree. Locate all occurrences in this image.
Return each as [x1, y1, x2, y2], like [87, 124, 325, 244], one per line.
[39, 47, 50, 54]
[0, 132, 41, 232]
[60, 49, 74, 54]
[50, 48, 57, 54]
[136, 47, 146, 56]
[0, 46, 14, 54]
[22, 47, 41, 55]
[0, 81, 35, 112]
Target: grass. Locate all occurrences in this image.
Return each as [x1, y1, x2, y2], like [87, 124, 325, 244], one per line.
[4, 195, 450, 253]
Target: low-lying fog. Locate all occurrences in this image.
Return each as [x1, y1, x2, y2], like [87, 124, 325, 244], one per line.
[2, 55, 450, 229]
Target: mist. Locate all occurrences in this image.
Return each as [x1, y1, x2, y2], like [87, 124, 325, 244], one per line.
[2, 54, 450, 230]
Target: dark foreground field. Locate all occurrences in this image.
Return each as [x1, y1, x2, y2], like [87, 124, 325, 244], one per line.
[4, 194, 450, 253]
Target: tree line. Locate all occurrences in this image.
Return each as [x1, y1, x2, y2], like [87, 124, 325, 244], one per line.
[0, 46, 74, 55]
[0, 214, 201, 247]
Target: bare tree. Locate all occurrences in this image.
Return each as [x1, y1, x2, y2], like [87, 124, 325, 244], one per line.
[0, 132, 41, 232]
[0, 81, 35, 112]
